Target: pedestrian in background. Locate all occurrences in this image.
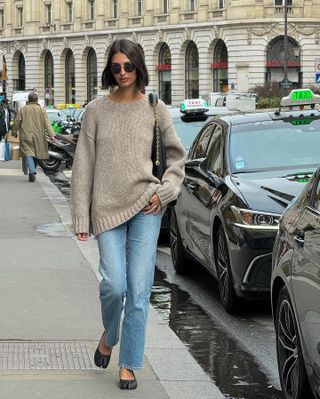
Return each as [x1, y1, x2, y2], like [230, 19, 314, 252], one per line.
[12, 92, 56, 182]
[71, 38, 185, 390]
[0, 98, 11, 140]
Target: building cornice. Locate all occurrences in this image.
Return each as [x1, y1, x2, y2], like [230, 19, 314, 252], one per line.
[0, 19, 319, 44]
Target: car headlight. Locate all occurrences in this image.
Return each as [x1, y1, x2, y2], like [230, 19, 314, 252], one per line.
[230, 206, 280, 230]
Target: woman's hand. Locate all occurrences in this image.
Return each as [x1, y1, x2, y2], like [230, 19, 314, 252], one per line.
[144, 193, 162, 215]
[77, 233, 89, 241]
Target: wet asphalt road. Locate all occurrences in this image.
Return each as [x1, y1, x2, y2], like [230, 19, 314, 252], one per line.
[49, 169, 282, 399]
[153, 245, 282, 399]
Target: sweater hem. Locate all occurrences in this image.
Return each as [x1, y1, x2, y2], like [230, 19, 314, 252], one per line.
[92, 185, 158, 236]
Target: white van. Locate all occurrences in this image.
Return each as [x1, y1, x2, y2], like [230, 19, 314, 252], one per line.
[12, 90, 45, 113]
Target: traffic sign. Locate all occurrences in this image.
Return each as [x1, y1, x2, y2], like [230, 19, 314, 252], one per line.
[316, 73, 320, 83]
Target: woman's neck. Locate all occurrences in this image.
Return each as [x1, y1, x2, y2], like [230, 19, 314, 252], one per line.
[109, 88, 144, 104]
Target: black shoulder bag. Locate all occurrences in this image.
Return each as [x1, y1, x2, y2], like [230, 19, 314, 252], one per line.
[149, 92, 177, 206]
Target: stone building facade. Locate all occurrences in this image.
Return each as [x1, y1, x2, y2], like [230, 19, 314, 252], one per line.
[0, 0, 319, 105]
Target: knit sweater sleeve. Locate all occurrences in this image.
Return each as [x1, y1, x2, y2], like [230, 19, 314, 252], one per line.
[70, 103, 97, 234]
[155, 101, 185, 206]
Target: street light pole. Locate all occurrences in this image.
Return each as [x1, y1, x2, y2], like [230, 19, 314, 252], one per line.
[283, 0, 288, 80]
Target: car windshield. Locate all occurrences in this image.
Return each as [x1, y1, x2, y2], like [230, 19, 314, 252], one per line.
[173, 118, 207, 151]
[229, 118, 320, 173]
[63, 108, 76, 117]
[47, 111, 67, 122]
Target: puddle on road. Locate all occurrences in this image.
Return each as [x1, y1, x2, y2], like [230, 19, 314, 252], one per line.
[151, 268, 282, 399]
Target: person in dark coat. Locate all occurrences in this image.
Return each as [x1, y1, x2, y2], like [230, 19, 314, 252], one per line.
[0, 98, 11, 140]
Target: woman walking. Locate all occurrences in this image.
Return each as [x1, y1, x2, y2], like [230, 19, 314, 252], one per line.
[71, 38, 185, 390]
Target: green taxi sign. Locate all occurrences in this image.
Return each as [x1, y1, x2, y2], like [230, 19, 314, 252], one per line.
[290, 118, 313, 125]
[290, 89, 313, 101]
[280, 88, 320, 108]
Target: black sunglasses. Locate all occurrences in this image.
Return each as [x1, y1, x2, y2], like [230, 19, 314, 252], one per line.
[111, 62, 135, 75]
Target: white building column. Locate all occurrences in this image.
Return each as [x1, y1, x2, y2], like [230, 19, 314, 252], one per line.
[167, 34, 185, 106]
[51, 43, 66, 105]
[195, 31, 213, 99]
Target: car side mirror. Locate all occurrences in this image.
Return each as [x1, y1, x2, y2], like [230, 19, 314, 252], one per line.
[210, 175, 228, 194]
[185, 159, 203, 169]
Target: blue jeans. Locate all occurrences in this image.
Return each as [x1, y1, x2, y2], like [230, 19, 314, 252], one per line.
[96, 211, 162, 370]
[25, 156, 37, 174]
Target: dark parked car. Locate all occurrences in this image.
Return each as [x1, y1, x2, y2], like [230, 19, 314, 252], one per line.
[271, 166, 320, 399]
[170, 89, 320, 312]
[161, 100, 230, 235]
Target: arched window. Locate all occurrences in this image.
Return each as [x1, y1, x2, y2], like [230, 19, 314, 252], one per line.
[185, 42, 199, 99]
[212, 40, 228, 92]
[65, 50, 75, 103]
[266, 36, 301, 88]
[44, 51, 54, 105]
[87, 48, 97, 102]
[158, 43, 172, 105]
[18, 53, 25, 90]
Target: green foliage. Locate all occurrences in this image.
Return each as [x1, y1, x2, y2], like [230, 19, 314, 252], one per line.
[249, 82, 282, 109]
[250, 82, 320, 109]
[249, 82, 283, 99]
[257, 97, 281, 109]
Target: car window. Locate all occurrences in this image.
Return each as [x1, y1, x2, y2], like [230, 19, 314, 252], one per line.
[207, 125, 222, 175]
[172, 117, 208, 152]
[191, 124, 214, 159]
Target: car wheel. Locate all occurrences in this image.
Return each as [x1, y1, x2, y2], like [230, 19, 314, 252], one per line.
[275, 286, 313, 399]
[169, 211, 188, 274]
[215, 225, 237, 313]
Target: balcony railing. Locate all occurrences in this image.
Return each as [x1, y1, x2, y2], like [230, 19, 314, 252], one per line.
[128, 16, 143, 25]
[153, 14, 169, 24]
[104, 18, 118, 27]
[179, 11, 197, 21]
[208, 9, 226, 19]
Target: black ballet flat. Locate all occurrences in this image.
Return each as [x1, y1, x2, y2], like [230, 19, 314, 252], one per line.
[119, 370, 137, 390]
[94, 335, 111, 369]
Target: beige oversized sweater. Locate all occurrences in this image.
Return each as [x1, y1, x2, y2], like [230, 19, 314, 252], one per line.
[70, 96, 185, 236]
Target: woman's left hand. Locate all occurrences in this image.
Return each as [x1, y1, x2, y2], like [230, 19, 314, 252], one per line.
[143, 193, 162, 214]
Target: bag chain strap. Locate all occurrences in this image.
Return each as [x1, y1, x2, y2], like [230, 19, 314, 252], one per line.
[152, 102, 161, 166]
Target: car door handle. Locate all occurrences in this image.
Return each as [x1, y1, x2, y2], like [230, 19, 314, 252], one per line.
[294, 233, 305, 247]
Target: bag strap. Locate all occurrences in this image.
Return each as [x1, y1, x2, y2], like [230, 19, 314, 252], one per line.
[148, 92, 161, 166]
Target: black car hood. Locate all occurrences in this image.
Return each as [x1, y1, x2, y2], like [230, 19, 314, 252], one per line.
[230, 173, 309, 213]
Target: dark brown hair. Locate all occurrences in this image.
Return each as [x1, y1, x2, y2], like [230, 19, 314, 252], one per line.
[101, 39, 149, 92]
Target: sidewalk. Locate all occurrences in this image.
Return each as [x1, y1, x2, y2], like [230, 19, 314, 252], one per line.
[0, 160, 224, 399]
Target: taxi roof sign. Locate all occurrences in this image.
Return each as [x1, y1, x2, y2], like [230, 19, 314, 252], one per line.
[280, 89, 320, 108]
[180, 98, 209, 114]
